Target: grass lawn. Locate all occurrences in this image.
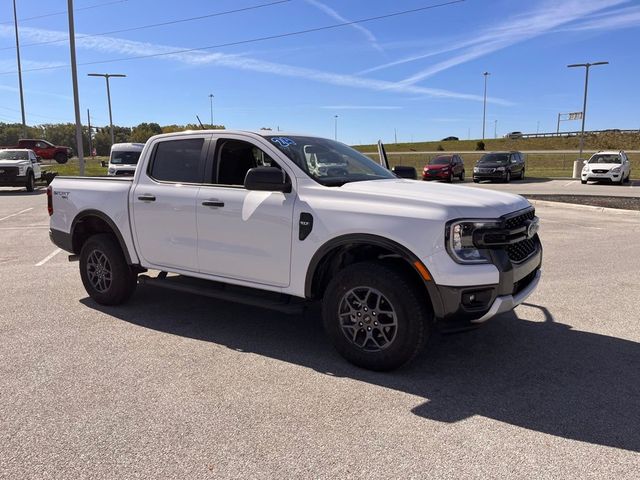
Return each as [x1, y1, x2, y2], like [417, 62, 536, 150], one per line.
[42, 156, 109, 177]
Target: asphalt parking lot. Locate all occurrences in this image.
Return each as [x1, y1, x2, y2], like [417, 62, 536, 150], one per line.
[1, 187, 639, 479]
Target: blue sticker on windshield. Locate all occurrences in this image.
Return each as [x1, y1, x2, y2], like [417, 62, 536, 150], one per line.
[271, 137, 296, 147]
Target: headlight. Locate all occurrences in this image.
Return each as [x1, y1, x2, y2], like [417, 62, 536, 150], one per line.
[496, 167, 506, 172]
[446, 220, 500, 264]
[582, 166, 588, 172]
[18, 166, 27, 176]
[108, 168, 115, 174]
[473, 167, 479, 172]
[611, 166, 621, 173]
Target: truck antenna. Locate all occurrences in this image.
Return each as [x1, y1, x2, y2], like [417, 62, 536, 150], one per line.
[196, 115, 205, 130]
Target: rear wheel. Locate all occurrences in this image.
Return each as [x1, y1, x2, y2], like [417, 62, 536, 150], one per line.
[25, 171, 35, 192]
[79, 234, 137, 305]
[322, 262, 430, 371]
[54, 153, 68, 164]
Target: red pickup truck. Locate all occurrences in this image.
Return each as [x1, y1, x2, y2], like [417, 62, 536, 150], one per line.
[1, 139, 73, 164]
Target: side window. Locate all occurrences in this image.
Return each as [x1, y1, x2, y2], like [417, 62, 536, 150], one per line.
[149, 138, 204, 183]
[510, 154, 518, 164]
[215, 139, 281, 186]
[35, 142, 46, 149]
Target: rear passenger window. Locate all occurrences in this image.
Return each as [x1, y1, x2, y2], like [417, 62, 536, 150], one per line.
[149, 138, 204, 183]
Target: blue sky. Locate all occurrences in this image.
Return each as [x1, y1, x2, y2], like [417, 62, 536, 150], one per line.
[0, 0, 638, 144]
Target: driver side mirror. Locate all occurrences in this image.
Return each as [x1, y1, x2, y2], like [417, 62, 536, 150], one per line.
[244, 167, 291, 193]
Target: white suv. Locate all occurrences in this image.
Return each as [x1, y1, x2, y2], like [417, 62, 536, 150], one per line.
[581, 151, 631, 185]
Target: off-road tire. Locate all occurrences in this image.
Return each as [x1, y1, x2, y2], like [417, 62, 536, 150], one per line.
[322, 262, 431, 371]
[79, 234, 137, 305]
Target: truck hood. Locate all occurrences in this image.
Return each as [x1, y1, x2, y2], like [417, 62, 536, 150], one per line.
[0, 159, 29, 167]
[335, 179, 530, 218]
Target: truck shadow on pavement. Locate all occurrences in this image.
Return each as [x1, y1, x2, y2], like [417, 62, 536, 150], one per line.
[0, 188, 45, 196]
[82, 291, 640, 452]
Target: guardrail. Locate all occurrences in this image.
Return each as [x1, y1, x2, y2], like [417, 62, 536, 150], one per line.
[519, 129, 640, 139]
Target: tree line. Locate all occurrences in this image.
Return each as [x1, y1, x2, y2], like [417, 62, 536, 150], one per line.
[0, 122, 225, 156]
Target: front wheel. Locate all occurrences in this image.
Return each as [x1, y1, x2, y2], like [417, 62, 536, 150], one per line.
[460, 170, 465, 181]
[520, 168, 525, 180]
[322, 262, 431, 371]
[581, 180, 587, 184]
[25, 171, 35, 192]
[504, 171, 511, 183]
[80, 234, 137, 305]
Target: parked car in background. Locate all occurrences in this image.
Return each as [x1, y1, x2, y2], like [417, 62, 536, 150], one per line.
[1, 139, 73, 164]
[581, 150, 631, 185]
[505, 131, 523, 139]
[473, 151, 525, 183]
[441, 136, 459, 141]
[0, 149, 42, 191]
[107, 143, 145, 176]
[422, 154, 465, 182]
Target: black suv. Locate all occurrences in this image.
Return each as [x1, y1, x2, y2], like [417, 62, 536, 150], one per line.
[473, 151, 525, 183]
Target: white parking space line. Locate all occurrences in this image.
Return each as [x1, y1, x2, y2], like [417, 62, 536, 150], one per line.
[563, 180, 577, 186]
[0, 207, 33, 222]
[35, 248, 62, 266]
[0, 226, 49, 230]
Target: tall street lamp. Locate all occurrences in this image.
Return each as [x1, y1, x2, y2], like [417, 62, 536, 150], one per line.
[87, 73, 127, 146]
[12, 0, 26, 138]
[567, 61, 608, 162]
[482, 71, 490, 140]
[334, 115, 339, 141]
[209, 93, 214, 126]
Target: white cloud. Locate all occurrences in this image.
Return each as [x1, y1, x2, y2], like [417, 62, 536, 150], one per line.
[303, 0, 383, 53]
[359, 0, 627, 85]
[0, 24, 512, 105]
[563, 4, 640, 31]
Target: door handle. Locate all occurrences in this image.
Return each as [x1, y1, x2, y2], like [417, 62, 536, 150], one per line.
[138, 194, 156, 202]
[202, 200, 225, 207]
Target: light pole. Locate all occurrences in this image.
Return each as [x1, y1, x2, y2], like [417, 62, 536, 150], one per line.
[334, 115, 338, 141]
[567, 61, 608, 161]
[482, 71, 490, 140]
[87, 73, 126, 146]
[12, 0, 26, 138]
[209, 93, 214, 126]
[67, 0, 84, 175]
[494, 119, 497, 139]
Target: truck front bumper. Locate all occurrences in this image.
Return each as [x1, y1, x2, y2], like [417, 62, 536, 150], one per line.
[430, 238, 542, 331]
[0, 174, 27, 187]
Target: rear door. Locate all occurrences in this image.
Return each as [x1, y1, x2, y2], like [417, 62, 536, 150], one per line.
[196, 135, 295, 287]
[131, 134, 211, 271]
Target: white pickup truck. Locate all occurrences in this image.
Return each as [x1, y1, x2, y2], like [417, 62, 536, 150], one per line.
[47, 130, 542, 370]
[0, 148, 42, 191]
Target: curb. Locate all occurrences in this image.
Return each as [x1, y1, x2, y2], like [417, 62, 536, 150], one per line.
[528, 199, 640, 216]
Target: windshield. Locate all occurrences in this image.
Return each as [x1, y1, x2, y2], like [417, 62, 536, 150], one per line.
[110, 150, 142, 165]
[479, 153, 509, 165]
[265, 136, 395, 186]
[588, 154, 621, 164]
[0, 150, 28, 160]
[429, 156, 452, 165]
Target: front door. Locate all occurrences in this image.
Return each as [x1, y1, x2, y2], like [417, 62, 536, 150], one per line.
[196, 137, 295, 287]
[131, 135, 210, 271]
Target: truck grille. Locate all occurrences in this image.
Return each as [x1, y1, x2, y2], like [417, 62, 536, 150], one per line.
[503, 208, 538, 263]
[0, 166, 19, 176]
